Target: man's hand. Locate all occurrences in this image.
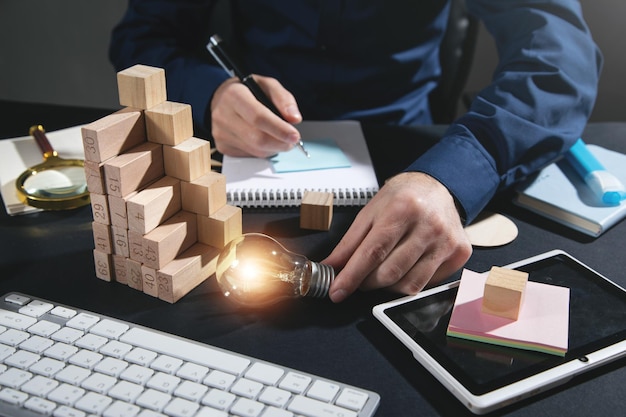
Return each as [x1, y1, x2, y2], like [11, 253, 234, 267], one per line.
[324, 172, 472, 302]
[210, 75, 302, 157]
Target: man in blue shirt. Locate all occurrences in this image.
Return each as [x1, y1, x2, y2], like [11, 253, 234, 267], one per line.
[110, 0, 601, 303]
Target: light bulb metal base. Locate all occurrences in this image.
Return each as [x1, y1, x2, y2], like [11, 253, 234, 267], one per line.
[306, 262, 335, 299]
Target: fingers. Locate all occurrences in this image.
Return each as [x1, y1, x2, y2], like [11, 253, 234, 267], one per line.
[326, 172, 472, 303]
[210, 76, 302, 157]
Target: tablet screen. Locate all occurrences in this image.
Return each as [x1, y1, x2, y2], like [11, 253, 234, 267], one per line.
[382, 253, 626, 395]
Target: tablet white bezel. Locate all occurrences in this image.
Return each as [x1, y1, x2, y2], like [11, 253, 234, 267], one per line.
[372, 249, 626, 414]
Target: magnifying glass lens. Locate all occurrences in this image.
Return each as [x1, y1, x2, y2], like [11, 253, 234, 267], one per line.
[23, 166, 88, 198]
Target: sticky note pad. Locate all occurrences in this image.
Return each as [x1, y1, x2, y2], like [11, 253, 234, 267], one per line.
[270, 138, 351, 173]
[447, 269, 570, 356]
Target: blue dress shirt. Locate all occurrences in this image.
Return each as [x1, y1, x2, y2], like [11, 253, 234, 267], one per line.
[110, 0, 601, 223]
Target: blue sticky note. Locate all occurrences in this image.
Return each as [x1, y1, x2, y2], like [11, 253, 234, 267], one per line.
[270, 138, 351, 173]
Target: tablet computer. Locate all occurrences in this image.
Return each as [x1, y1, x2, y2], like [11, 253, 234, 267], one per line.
[372, 250, 626, 414]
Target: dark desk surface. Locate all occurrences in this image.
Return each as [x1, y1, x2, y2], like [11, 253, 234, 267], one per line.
[1, 100, 624, 416]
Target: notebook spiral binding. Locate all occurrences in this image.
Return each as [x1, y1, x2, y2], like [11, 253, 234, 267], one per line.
[227, 188, 378, 207]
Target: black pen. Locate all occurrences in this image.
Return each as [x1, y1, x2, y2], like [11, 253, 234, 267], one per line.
[207, 34, 310, 157]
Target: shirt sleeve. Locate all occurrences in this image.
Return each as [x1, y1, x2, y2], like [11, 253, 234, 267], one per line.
[108, 0, 228, 137]
[405, 0, 602, 223]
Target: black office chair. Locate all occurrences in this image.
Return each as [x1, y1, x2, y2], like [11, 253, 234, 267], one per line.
[429, 0, 479, 124]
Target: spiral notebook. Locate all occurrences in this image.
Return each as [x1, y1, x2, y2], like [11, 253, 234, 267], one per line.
[221, 120, 379, 207]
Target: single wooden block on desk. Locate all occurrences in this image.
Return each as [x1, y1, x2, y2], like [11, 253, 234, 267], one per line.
[84, 160, 106, 194]
[103, 142, 164, 198]
[90, 193, 110, 225]
[198, 204, 242, 249]
[93, 250, 113, 282]
[482, 266, 528, 320]
[163, 137, 212, 182]
[117, 64, 167, 110]
[81, 107, 146, 163]
[92, 222, 112, 254]
[127, 176, 181, 234]
[300, 191, 334, 231]
[145, 101, 194, 146]
[142, 210, 198, 269]
[157, 243, 220, 303]
[181, 171, 227, 216]
[126, 258, 143, 291]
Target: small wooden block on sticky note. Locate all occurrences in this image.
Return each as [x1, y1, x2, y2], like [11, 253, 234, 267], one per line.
[482, 266, 528, 320]
[163, 137, 212, 182]
[145, 101, 194, 146]
[300, 191, 333, 231]
[117, 64, 167, 110]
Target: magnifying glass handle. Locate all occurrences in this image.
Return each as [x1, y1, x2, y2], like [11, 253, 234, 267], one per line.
[29, 125, 58, 159]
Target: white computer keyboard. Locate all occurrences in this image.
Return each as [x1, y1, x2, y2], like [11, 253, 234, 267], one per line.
[0, 292, 380, 417]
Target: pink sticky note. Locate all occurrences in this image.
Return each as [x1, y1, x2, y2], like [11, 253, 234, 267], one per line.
[447, 269, 570, 356]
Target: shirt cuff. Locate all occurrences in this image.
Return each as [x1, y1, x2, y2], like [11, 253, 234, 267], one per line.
[403, 128, 500, 224]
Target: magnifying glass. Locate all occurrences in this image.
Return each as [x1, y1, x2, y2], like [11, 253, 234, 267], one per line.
[15, 125, 90, 210]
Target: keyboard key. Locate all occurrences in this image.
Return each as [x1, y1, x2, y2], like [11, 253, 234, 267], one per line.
[278, 372, 311, 394]
[75, 333, 108, 351]
[55, 364, 91, 385]
[245, 362, 284, 386]
[150, 354, 183, 374]
[203, 370, 236, 390]
[50, 306, 77, 319]
[230, 397, 264, 417]
[336, 388, 369, 411]
[100, 340, 133, 359]
[120, 364, 155, 385]
[0, 329, 30, 346]
[258, 386, 291, 408]
[81, 372, 117, 394]
[0, 367, 32, 388]
[125, 347, 158, 366]
[307, 379, 340, 402]
[20, 374, 58, 396]
[19, 300, 54, 318]
[51, 327, 84, 344]
[163, 397, 200, 417]
[44, 342, 78, 361]
[136, 388, 172, 411]
[47, 383, 86, 406]
[147, 372, 180, 393]
[109, 380, 144, 403]
[201, 388, 236, 410]
[288, 395, 358, 417]
[176, 362, 209, 382]
[174, 380, 208, 402]
[53, 405, 87, 417]
[0, 309, 37, 330]
[29, 357, 66, 377]
[230, 378, 264, 399]
[120, 328, 250, 375]
[66, 313, 100, 331]
[69, 349, 103, 369]
[103, 400, 141, 417]
[5, 294, 30, 306]
[19, 334, 54, 353]
[90, 319, 129, 340]
[28, 320, 61, 337]
[24, 395, 57, 414]
[0, 387, 28, 405]
[75, 391, 113, 414]
[5, 350, 40, 369]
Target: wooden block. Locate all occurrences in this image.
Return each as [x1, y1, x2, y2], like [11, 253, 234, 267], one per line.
[300, 191, 334, 231]
[145, 101, 194, 146]
[92, 221, 112, 254]
[81, 107, 146, 163]
[181, 172, 227, 216]
[103, 142, 164, 198]
[111, 254, 129, 284]
[90, 193, 110, 225]
[198, 205, 242, 249]
[126, 258, 143, 291]
[117, 64, 166, 110]
[482, 266, 528, 320]
[157, 243, 220, 303]
[111, 225, 130, 258]
[84, 160, 106, 194]
[142, 265, 159, 297]
[163, 137, 212, 181]
[143, 210, 197, 269]
[127, 176, 181, 234]
[128, 229, 145, 263]
[107, 191, 138, 229]
[93, 250, 113, 281]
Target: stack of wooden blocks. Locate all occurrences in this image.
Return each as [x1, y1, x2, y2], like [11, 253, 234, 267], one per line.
[82, 64, 242, 303]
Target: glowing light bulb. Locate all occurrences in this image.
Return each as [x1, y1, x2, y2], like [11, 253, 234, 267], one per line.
[215, 233, 335, 307]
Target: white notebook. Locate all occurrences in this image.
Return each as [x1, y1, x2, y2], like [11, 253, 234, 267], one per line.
[221, 120, 379, 207]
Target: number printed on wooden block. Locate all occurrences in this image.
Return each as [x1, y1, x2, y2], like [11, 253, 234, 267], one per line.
[90, 193, 110, 225]
[103, 142, 164, 198]
[93, 250, 112, 281]
[117, 64, 167, 110]
[81, 108, 146, 163]
[127, 176, 182, 235]
[157, 243, 220, 303]
[92, 221, 112, 254]
[126, 258, 143, 291]
[145, 101, 194, 146]
[142, 210, 198, 269]
[84, 160, 106, 194]
[112, 254, 129, 284]
[142, 265, 159, 297]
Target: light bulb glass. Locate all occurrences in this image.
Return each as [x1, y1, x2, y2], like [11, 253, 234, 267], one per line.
[215, 233, 334, 307]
